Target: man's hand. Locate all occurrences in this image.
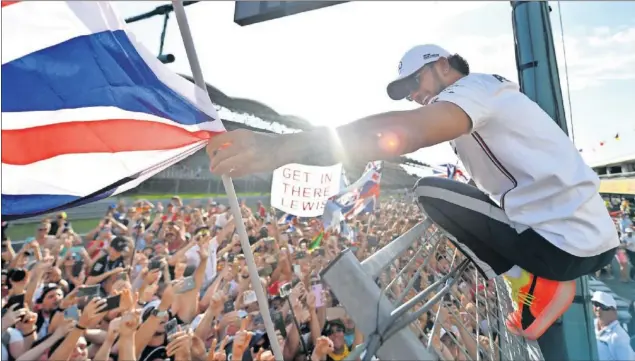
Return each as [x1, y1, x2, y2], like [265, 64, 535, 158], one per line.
[207, 336, 229, 361]
[191, 334, 207, 361]
[231, 317, 253, 358]
[79, 298, 107, 329]
[118, 310, 140, 337]
[59, 287, 81, 310]
[313, 336, 334, 358]
[257, 350, 275, 361]
[198, 236, 211, 260]
[33, 258, 53, 275]
[2, 304, 26, 329]
[142, 268, 162, 286]
[209, 292, 226, 317]
[109, 267, 125, 277]
[107, 317, 121, 341]
[166, 330, 193, 360]
[159, 280, 177, 310]
[15, 310, 37, 335]
[207, 129, 283, 177]
[117, 288, 136, 313]
[53, 319, 76, 338]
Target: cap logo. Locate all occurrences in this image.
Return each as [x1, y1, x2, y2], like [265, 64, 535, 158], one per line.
[398, 61, 403, 74]
[423, 53, 439, 60]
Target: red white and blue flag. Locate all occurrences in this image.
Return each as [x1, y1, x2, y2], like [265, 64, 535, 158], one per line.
[432, 163, 469, 182]
[322, 161, 382, 229]
[1, 1, 225, 220]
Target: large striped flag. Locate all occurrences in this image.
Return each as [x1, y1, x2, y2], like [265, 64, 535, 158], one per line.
[1, 1, 225, 220]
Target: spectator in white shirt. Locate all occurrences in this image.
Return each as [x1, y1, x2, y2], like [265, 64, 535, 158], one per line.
[215, 207, 230, 229]
[621, 228, 635, 253]
[1, 328, 24, 361]
[591, 291, 635, 361]
[184, 227, 217, 288]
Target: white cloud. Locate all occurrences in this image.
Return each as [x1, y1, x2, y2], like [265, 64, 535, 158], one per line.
[436, 25, 635, 92]
[554, 26, 635, 90]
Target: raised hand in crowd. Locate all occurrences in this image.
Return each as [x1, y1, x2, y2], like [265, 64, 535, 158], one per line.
[166, 329, 193, 361]
[232, 317, 253, 360]
[1, 304, 27, 332]
[311, 336, 334, 361]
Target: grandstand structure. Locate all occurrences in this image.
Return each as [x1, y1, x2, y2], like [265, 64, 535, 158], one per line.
[591, 154, 635, 197]
[123, 75, 421, 197]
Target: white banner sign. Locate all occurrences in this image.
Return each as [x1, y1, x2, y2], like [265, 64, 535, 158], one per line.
[270, 163, 342, 217]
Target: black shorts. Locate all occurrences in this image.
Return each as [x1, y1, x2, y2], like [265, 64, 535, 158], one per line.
[414, 176, 616, 281]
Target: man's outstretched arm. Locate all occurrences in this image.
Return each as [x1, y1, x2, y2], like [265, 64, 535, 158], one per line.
[208, 101, 472, 176]
[280, 101, 472, 167]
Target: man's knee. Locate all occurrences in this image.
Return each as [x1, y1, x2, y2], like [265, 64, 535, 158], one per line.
[416, 176, 491, 205]
[414, 177, 449, 216]
[415, 177, 452, 199]
[415, 176, 450, 189]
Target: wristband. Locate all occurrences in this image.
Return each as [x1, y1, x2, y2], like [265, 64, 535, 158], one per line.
[75, 324, 87, 331]
[22, 329, 36, 337]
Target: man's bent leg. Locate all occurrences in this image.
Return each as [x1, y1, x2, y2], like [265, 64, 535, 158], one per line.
[414, 176, 612, 280]
[414, 176, 576, 340]
[414, 176, 523, 279]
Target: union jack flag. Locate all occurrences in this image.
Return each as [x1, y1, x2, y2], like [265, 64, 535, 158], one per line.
[322, 161, 383, 229]
[1, 1, 225, 220]
[432, 163, 469, 182]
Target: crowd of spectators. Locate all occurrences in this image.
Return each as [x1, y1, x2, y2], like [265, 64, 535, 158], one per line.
[0, 195, 548, 361]
[599, 198, 635, 283]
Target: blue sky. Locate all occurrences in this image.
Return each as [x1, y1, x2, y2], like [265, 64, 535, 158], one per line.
[114, 1, 635, 175]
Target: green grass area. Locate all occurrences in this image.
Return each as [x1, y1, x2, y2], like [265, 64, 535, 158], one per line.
[128, 192, 269, 200]
[7, 218, 102, 242]
[7, 192, 271, 241]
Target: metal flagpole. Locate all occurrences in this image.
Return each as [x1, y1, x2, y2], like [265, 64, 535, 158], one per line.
[171, 2, 284, 359]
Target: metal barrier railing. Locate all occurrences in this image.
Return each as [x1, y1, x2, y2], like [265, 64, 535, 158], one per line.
[321, 218, 544, 361]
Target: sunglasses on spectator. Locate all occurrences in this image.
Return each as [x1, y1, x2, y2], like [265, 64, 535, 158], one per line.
[196, 230, 210, 238]
[330, 326, 344, 334]
[592, 301, 612, 311]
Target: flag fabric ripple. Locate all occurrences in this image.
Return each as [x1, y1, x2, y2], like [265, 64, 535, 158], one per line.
[322, 161, 383, 230]
[1, 1, 225, 220]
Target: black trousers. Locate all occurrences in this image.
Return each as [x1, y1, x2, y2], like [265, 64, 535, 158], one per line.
[415, 177, 616, 281]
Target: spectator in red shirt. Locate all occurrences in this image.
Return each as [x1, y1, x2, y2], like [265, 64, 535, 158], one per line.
[257, 201, 266, 218]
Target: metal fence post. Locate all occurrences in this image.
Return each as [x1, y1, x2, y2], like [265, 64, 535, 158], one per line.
[170, 2, 284, 359]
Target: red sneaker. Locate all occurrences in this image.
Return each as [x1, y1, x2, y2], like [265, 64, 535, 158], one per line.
[504, 270, 576, 340]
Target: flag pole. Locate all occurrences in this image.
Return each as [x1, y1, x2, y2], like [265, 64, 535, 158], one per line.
[171, 3, 284, 359]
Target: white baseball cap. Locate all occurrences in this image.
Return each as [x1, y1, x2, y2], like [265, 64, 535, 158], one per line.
[386, 44, 452, 101]
[591, 291, 617, 309]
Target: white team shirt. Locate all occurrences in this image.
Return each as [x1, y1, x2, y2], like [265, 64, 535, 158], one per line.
[431, 73, 619, 257]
